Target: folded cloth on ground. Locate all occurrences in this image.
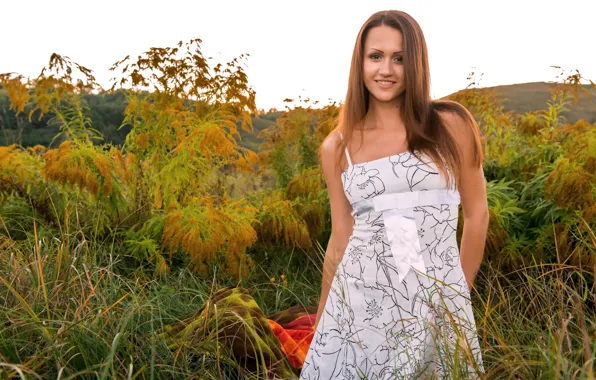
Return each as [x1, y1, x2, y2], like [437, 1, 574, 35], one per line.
[267, 313, 316, 368]
[158, 285, 317, 378]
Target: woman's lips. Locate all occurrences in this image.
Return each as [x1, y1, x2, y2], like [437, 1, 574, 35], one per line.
[376, 80, 396, 89]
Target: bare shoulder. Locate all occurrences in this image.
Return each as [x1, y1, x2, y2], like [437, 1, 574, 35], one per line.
[320, 129, 342, 157]
[434, 100, 484, 168]
[320, 129, 344, 176]
[435, 101, 477, 143]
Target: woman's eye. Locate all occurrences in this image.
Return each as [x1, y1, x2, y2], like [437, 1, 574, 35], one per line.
[370, 54, 403, 63]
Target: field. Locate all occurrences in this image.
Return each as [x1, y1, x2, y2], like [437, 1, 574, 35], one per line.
[0, 41, 594, 379]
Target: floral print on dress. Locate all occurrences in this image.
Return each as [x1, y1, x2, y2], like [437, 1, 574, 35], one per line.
[300, 150, 484, 379]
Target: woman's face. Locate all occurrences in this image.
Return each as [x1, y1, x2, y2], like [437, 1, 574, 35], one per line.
[362, 25, 406, 104]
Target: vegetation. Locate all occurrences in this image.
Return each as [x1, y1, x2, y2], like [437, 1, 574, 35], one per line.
[0, 39, 594, 379]
[1, 81, 594, 150]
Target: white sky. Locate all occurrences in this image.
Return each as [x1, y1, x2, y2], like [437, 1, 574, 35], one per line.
[1, 0, 594, 110]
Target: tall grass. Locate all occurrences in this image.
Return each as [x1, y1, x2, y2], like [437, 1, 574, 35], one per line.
[0, 206, 321, 379]
[1, 206, 594, 379]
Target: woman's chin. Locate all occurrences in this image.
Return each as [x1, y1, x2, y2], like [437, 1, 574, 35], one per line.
[369, 92, 402, 104]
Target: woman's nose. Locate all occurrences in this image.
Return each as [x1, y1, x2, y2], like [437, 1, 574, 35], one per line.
[379, 58, 393, 75]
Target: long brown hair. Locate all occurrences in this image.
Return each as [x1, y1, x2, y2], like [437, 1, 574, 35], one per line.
[330, 10, 484, 190]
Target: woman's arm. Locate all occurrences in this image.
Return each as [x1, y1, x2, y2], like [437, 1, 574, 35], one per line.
[313, 130, 354, 331]
[458, 166, 489, 289]
[440, 109, 489, 289]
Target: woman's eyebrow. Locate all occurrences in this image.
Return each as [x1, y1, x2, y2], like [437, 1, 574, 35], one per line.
[367, 48, 403, 54]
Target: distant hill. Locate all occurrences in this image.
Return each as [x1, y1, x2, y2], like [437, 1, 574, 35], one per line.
[444, 82, 596, 124]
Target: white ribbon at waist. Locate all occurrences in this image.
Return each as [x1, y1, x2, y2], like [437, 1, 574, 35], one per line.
[351, 189, 461, 283]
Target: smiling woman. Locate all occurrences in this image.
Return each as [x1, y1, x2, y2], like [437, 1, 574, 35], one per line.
[300, 10, 488, 380]
[363, 27, 406, 102]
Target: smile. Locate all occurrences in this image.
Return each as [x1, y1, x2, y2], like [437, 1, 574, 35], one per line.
[376, 80, 396, 88]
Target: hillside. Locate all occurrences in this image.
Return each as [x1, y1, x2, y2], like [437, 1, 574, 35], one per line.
[445, 82, 596, 124]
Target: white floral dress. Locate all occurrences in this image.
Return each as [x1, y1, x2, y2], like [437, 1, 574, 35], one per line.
[300, 133, 484, 379]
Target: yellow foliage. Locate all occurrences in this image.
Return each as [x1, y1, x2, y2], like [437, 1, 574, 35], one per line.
[42, 141, 129, 200]
[119, 87, 255, 211]
[517, 112, 547, 136]
[554, 120, 596, 174]
[258, 103, 339, 170]
[446, 86, 516, 166]
[153, 182, 163, 209]
[161, 197, 258, 279]
[234, 149, 260, 173]
[545, 158, 594, 211]
[255, 190, 312, 249]
[286, 168, 324, 200]
[0, 145, 44, 198]
[26, 145, 47, 156]
[199, 123, 237, 162]
[293, 199, 326, 241]
[135, 132, 149, 149]
[154, 252, 171, 277]
[93, 155, 112, 195]
[140, 100, 153, 121]
[256, 149, 273, 167]
[0, 145, 17, 164]
[109, 147, 136, 183]
[32, 76, 69, 117]
[285, 168, 327, 239]
[1, 41, 266, 276]
[2, 55, 99, 122]
[313, 103, 340, 139]
[581, 204, 596, 231]
[44, 142, 92, 195]
[1, 77, 30, 114]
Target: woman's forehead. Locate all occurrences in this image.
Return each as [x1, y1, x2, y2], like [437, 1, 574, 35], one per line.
[364, 26, 403, 52]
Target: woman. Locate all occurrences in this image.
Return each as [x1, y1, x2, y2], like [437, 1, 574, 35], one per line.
[300, 10, 488, 379]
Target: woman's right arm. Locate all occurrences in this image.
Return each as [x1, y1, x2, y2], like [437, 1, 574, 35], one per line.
[312, 130, 354, 332]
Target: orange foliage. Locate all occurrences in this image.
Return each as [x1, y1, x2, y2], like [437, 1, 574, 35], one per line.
[545, 158, 594, 211]
[255, 190, 312, 249]
[162, 197, 258, 279]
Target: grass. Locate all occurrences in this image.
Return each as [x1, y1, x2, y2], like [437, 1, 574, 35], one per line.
[0, 213, 594, 379]
[0, 215, 322, 379]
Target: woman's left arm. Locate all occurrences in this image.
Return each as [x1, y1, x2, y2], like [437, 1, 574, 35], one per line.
[441, 109, 490, 290]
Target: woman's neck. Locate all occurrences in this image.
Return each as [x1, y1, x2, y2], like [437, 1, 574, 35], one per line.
[363, 97, 405, 132]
